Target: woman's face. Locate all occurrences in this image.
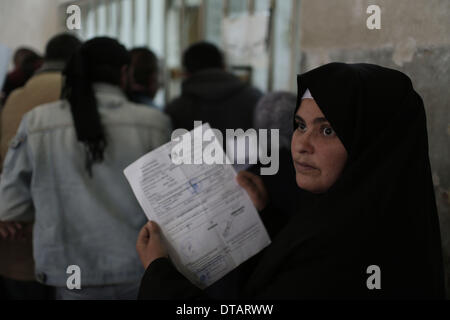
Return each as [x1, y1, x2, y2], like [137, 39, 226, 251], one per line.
[291, 99, 348, 194]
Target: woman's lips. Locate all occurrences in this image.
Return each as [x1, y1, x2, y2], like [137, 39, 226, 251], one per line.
[294, 161, 318, 173]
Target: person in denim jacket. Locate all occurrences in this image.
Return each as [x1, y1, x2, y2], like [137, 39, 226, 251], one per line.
[0, 37, 171, 300]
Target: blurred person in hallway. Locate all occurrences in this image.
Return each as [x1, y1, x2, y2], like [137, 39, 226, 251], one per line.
[1, 33, 82, 168]
[126, 47, 161, 109]
[251, 92, 299, 217]
[165, 42, 262, 137]
[1, 48, 43, 105]
[0, 33, 81, 300]
[0, 37, 171, 300]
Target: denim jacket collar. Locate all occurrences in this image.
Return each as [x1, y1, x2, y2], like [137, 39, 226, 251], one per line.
[92, 83, 127, 108]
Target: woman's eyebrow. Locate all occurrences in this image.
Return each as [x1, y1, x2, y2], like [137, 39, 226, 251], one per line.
[295, 115, 329, 124]
[314, 117, 329, 124]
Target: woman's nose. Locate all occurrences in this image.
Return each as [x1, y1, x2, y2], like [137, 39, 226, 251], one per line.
[293, 132, 314, 154]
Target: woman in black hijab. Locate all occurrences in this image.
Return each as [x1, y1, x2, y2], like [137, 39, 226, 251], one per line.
[136, 63, 445, 299]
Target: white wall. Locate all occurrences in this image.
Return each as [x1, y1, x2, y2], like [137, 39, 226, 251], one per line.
[0, 0, 64, 57]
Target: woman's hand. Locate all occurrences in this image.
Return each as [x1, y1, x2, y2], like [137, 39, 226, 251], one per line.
[236, 171, 269, 211]
[136, 221, 168, 269]
[0, 221, 25, 240]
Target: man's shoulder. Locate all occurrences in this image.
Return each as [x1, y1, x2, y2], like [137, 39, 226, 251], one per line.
[24, 100, 70, 131]
[125, 102, 169, 118]
[164, 96, 192, 113]
[18, 72, 62, 95]
[2, 73, 62, 114]
[28, 71, 62, 83]
[2, 87, 25, 110]
[28, 100, 66, 113]
[241, 83, 263, 97]
[114, 102, 172, 129]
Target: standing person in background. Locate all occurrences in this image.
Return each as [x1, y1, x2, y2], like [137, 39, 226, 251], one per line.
[164, 42, 262, 137]
[0, 33, 81, 300]
[1, 48, 43, 105]
[126, 47, 161, 109]
[251, 92, 299, 217]
[1, 33, 82, 168]
[0, 37, 171, 300]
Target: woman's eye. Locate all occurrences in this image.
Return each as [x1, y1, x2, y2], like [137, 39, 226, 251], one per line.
[322, 126, 335, 136]
[296, 122, 307, 132]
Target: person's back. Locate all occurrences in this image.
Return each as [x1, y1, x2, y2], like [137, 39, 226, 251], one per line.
[165, 42, 261, 136]
[1, 49, 43, 105]
[0, 37, 172, 300]
[11, 84, 171, 287]
[1, 33, 82, 169]
[0, 34, 81, 300]
[1, 73, 62, 166]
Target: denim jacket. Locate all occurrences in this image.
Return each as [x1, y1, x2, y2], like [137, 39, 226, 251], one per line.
[0, 83, 172, 287]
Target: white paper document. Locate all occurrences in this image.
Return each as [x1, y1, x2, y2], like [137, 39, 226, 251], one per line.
[124, 124, 271, 289]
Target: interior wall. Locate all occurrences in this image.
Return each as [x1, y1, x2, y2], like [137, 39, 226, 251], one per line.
[0, 0, 65, 57]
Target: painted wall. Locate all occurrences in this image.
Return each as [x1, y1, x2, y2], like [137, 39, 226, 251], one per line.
[0, 0, 65, 57]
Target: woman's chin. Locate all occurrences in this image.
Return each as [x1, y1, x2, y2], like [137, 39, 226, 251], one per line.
[296, 177, 326, 194]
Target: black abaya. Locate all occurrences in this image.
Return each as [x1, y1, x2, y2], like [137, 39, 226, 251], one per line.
[139, 63, 445, 299]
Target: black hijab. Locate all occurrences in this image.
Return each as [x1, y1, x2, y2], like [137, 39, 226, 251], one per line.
[244, 63, 445, 299]
[63, 37, 130, 177]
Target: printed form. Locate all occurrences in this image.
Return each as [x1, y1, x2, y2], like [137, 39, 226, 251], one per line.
[124, 124, 271, 289]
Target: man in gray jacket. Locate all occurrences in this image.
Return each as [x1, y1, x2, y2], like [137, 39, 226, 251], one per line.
[165, 42, 262, 137]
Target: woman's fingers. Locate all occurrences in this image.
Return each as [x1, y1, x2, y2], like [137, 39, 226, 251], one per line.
[0, 225, 8, 239]
[237, 172, 258, 194]
[6, 224, 17, 237]
[136, 223, 151, 248]
[237, 170, 257, 181]
[148, 221, 161, 236]
[236, 171, 269, 211]
[136, 221, 168, 269]
[0, 222, 24, 240]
